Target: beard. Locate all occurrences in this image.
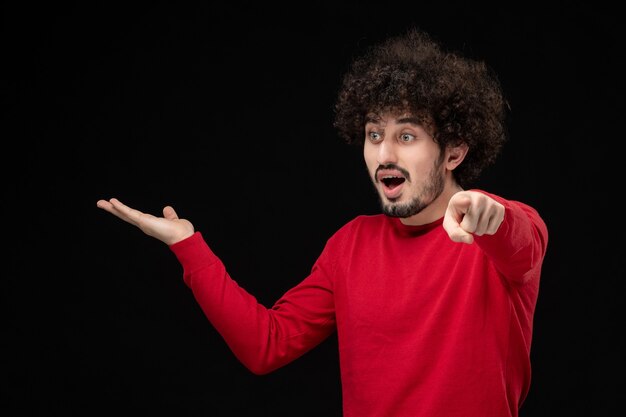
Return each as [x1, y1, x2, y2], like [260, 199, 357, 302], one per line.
[378, 155, 446, 218]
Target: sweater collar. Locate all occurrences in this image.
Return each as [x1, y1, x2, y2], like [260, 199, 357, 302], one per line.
[389, 215, 444, 237]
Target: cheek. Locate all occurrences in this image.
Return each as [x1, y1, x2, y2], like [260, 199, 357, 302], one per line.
[363, 145, 377, 171]
[406, 157, 437, 181]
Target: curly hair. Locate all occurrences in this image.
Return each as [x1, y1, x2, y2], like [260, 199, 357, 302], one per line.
[333, 27, 508, 188]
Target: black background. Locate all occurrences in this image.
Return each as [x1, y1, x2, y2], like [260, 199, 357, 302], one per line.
[3, 1, 623, 416]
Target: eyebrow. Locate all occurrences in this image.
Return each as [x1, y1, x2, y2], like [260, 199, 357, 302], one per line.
[396, 117, 423, 125]
[364, 116, 423, 125]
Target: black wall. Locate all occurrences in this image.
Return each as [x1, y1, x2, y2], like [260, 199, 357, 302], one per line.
[4, 2, 622, 416]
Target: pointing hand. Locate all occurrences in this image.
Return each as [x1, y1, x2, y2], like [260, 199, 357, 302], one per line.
[442, 191, 504, 244]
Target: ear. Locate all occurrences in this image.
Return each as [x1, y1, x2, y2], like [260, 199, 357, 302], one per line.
[445, 143, 468, 170]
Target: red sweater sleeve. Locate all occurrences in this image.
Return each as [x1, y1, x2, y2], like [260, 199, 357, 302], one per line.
[473, 191, 549, 285]
[168, 232, 336, 375]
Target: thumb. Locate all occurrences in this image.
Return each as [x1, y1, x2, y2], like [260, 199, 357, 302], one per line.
[163, 206, 179, 220]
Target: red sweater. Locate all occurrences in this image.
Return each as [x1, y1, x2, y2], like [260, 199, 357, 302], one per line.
[170, 191, 548, 417]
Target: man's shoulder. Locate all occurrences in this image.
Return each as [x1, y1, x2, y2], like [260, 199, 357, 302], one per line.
[335, 213, 387, 234]
[322, 213, 387, 252]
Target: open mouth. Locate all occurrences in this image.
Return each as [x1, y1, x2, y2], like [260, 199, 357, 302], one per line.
[377, 170, 407, 199]
[381, 176, 406, 188]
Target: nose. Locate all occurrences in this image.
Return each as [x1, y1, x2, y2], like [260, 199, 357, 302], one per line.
[376, 139, 397, 165]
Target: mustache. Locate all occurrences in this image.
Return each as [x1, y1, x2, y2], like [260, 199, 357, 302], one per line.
[375, 164, 411, 181]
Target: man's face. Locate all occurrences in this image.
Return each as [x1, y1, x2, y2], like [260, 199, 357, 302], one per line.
[363, 112, 446, 219]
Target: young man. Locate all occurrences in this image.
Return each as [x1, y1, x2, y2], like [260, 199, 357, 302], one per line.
[97, 27, 548, 417]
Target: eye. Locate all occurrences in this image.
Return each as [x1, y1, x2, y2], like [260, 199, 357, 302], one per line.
[368, 131, 382, 143]
[399, 133, 415, 143]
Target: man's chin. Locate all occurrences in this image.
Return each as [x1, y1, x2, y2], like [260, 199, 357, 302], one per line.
[380, 195, 429, 218]
[382, 203, 417, 218]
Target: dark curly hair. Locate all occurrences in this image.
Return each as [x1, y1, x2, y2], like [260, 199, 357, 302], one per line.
[333, 27, 508, 188]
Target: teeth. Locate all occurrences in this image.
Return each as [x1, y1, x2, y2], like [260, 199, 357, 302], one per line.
[382, 175, 402, 179]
